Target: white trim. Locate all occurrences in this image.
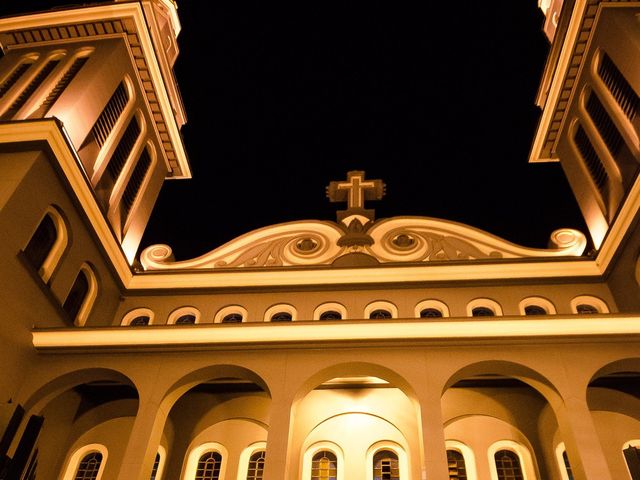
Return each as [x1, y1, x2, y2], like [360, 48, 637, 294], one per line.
[518, 297, 557, 316]
[570, 295, 609, 314]
[236, 442, 266, 480]
[182, 442, 227, 480]
[313, 302, 347, 321]
[61, 443, 108, 480]
[167, 306, 201, 325]
[488, 440, 536, 480]
[364, 300, 398, 319]
[121, 307, 154, 326]
[415, 299, 449, 318]
[31, 205, 68, 283]
[32, 315, 640, 350]
[264, 303, 297, 322]
[154, 445, 167, 480]
[71, 263, 98, 327]
[446, 440, 477, 480]
[301, 441, 344, 480]
[214, 305, 248, 323]
[467, 298, 503, 317]
[365, 441, 408, 480]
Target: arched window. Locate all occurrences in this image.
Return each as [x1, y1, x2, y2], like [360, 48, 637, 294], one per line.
[23, 207, 68, 283]
[420, 308, 443, 318]
[0, 56, 36, 98]
[222, 313, 243, 323]
[494, 450, 524, 480]
[130, 316, 150, 326]
[271, 312, 292, 322]
[311, 450, 337, 480]
[447, 449, 467, 480]
[319, 310, 342, 320]
[89, 80, 130, 149]
[120, 144, 153, 228]
[370, 309, 392, 319]
[74, 451, 103, 480]
[576, 304, 598, 314]
[373, 450, 400, 480]
[122, 308, 154, 326]
[471, 307, 494, 317]
[63, 264, 97, 326]
[196, 451, 222, 480]
[570, 295, 609, 314]
[561, 451, 574, 480]
[246, 450, 266, 480]
[519, 296, 556, 316]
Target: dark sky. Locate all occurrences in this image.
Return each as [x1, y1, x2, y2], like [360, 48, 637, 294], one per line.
[1, 2, 590, 261]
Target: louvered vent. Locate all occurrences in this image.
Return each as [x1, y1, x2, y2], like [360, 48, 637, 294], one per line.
[0, 61, 33, 98]
[90, 81, 128, 147]
[598, 53, 640, 122]
[121, 147, 151, 219]
[574, 124, 608, 201]
[2, 59, 59, 119]
[586, 93, 624, 158]
[105, 117, 141, 184]
[32, 56, 88, 118]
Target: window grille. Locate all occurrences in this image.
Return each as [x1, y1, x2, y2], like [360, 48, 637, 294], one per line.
[471, 307, 494, 317]
[447, 450, 467, 480]
[63, 269, 90, 323]
[105, 116, 141, 185]
[373, 450, 400, 480]
[121, 146, 152, 221]
[246, 450, 266, 480]
[271, 312, 292, 322]
[130, 315, 150, 326]
[586, 93, 624, 158]
[74, 452, 103, 480]
[33, 56, 88, 117]
[175, 314, 196, 325]
[319, 310, 342, 320]
[598, 52, 640, 122]
[524, 305, 547, 315]
[23, 213, 57, 272]
[90, 81, 129, 148]
[573, 124, 609, 199]
[195, 451, 222, 480]
[420, 308, 443, 318]
[311, 450, 337, 480]
[2, 59, 60, 119]
[370, 309, 392, 319]
[0, 60, 34, 97]
[494, 450, 523, 480]
[222, 313, 243, 323]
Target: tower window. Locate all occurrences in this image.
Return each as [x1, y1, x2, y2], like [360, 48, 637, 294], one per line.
[2, 58, 60, 119]
[598, 52, 640, 122]
[494, 450, 523, 480]
[121, 146, 152, 224]
[472, 307, 494, 317]
[420, 308, 443, 318]
[246, 450, 266, 480]
[196, 451, 222, 480]
[23, 213, 57, 273]
[90, 81, 129, 148]
[105, 117, 142, 186]
[573, 124, 609, 203]
[32, 55, 88, 118]
[222, 313, 243, 323]
[271, 312, 292, 322]
[311, 450, 337, 480]
[74, 451, 103, 480]
[0, 59, 34, 98]
[524, 305, 547, 315]
[319, 310, 342, 320]
[63, 269, 90, 324]
[447, 449, 467, 480]
[585, 92, 624, 158]
[373, 450, 399, 480]
[369, 309, 392, 319]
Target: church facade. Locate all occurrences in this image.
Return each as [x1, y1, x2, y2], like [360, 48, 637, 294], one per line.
[0, 1, 640, 479]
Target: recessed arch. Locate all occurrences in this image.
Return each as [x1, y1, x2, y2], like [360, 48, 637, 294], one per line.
[519, 296, 556, 315]
[488, 439, 536, 480]
[214, 305, 248, 323]
[554, 442, 574, 480]
[446, 439, 478, 480]
[264, 303, 297, 322]
[589, 358, 640, 384]
[364, 300, 398, 319]
[570, 295, 609, 314]
[313, 302, 347, 320]
[365, 440, 408, 480]
[182, 442, 227, 480]
[237, 441, 267, 480]
[467, 298, 503, 317]
[64, 262, 98, 327]
[168, 305, 201, 325]
[301, 441, 344, 480]
[415, 299, 449, 318]
[23, 205, 69, 283]
[61, 443, 108, 480]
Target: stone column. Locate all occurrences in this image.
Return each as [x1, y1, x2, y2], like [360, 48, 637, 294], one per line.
[416, 385, 449, 480]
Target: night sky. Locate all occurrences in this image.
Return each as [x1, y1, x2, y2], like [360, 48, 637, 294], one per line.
[1, 2, 589, 261]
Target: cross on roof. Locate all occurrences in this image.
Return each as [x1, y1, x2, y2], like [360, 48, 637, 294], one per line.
[326, 171, 385, 226]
